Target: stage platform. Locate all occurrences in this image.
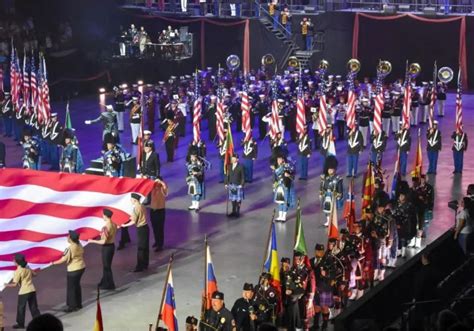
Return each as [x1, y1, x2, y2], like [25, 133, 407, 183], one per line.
[0, 91, 473, 330]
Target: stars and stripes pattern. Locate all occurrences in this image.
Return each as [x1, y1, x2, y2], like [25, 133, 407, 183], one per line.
[428, 62, 437, 129]
[22, 53, 30, 111]
[193, 72, 202, 144]
[455, 67, 463, 131]
[346, 72, 357, 130]
[10, 46, 22, 110]
[317, 69, 328, 132]
[241, 81, 252, 142]
[30, 56, 38, 112]
[401, 63, 411, 130]
[40, 55, 52, 123]
[0, 169, 155, 290]
[373, 71, 384, 135]
[216, 80, 225, 142]
[296, 67, 306, 139]
[270, 80, 281, 140]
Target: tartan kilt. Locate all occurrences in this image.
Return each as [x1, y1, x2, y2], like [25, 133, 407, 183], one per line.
[228, 184, 244, 201]
[424, 209, 433, 221]
[318, 290, 334, 307]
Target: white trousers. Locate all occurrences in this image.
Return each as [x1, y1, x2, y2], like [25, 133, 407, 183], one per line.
[391, 116, 400, 133]
[119, 43, 126, 56]
[181, 0, 187, 12]
[230, 3, 236, 16]
[116, 112, 124, 131]
[410, 107, 418, 125]
[437, 100, 445, 116]
[131, 123, 140, 143]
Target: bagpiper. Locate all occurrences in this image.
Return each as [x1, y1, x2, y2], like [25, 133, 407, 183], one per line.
[272, 155, 296, 222]
[252, 273, 279, 327]
[319, 155, 343, 226]
[451, 126, 468, 174]
[426, 120, 441, 175]
[60, 130, 84, 173]
[225, 154, 245, 218]
[186, 150, 205, 211]
[102, 134, 124, 177]
[21, 128, 41, 170]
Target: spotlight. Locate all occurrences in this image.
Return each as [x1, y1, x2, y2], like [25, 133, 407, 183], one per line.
[99, 87, 106, 94]
[137, 80, 144, 85]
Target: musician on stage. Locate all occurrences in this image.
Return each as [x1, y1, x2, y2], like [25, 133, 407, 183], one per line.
[272, 155, 296, 222]
[113, 87, 125, 132]
[270, 131, 288, 167]
[370, 129, 387, 166]
[140, 140, 160, 179]
[300, 17, 313, 51]
[297, 127, 311, 180]
[436, 81, 447, 117]
[320, 124, 335, 160]
[102, 134, 123, 177]
[319, 155, 343, 226]
[85, 104, 119, 145]
[138, 26, 148, 57]
[21, 128, 41, 170]
[60, 130, 84, 173]
[242, 136, 258, 183]
[392, 188, 416, 262]
[225, 154, 245, 218]
[381, 94, 392, 136]
[129, 97, 142, 145]
[280, 7, 292, 37]
[451, 125, 468, 174]
[255, 94, 269, 140]
[187, 140, 207, 161]
[419, 82, 430, 124]
[186, 150, 205, 211]
[145, 92, 156, 133]
[391, 91, 402, 133]
[128, 24, 139, 57]
[346, 123, 364, 178]
[410, 87, 420, 127]
[207, 95, 218, 141]
[395, 126, 411, 176]
[357, 98, 371, 147]
[426, 120, 442, 175]
[163, 117, 179, 162]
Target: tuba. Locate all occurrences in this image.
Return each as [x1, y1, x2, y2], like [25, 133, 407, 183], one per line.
[438, 66, 454, 84]
[408, 62, 421, 78]
[287, 56, 299, 68]
[226, 54, 240, 71]
[261, 54, 275, 66]
[347, 58, 361, 74]
[319, 59, 329, 70]
[377, 60, 392, 76]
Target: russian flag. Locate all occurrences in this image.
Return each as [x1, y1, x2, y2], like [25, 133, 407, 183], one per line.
[161, 270, 178, 331]
[205, 244, 218, 309]
[263, 223, 281, 288]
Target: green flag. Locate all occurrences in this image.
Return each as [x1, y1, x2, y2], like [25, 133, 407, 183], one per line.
[65, 102, 72, 129]
[293, 201, 308, 255]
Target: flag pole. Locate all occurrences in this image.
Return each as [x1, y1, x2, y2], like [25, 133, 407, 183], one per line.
[201, 235, 208, 320]
[155, 254, 174, 331]
[261, 209, 276, 275]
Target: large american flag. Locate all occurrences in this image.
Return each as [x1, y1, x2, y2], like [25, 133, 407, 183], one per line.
[22, 53, 30, 111]
[346, 72, 357, 130]
[401, 63, 411, 130]
[428, 62, 437, 129]
[0, 169, 155, 289]
[241, 81, 251, 142]
[373, 71, 384, 135]
[295, 67, 306, 139]
[455, 67, 463, 131]
[269, 79, 281, 140]
[193, 72, 202, 143]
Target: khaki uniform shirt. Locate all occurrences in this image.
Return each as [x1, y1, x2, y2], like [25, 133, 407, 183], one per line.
[132, 204, 147, 228]
[102, 221, 117, 244]
[13, 266, 36, 295]
[59, 242, 86, 272]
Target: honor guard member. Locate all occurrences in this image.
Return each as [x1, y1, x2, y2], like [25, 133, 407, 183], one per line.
[4, 254, 41, 329]
[391, 91, 402, 133]
[121, 194, 149, 272]
[451, 126, 468, 174]
[21, 128, 41, 170]
[297, 127, 311, 180]
[426, 121, 442, 175]
[129, 97, 142, 144]
[410, 87, 420, 126]
[103, 134, 123, 177]
[163, 118, 179, 162]
[370, 129, 387, 166]
[358, 98, 371, 147]
[200, 291, 236, 331]
[85, 104, 119, 144]
[88, 209, 117, 290]
[225, 154, 245, 218]
[242, 137, 258, 183]
[253, 273, 279, 326]
[320, 124, 335, 160]
[283, 262, 306, 331]
[381, 94, 392, 136]
[141, 140, 160, 178]
[436, 82, 447, 117]
[186, 150, 205, 211]
[60, 130, 84, 173]
[256, 95, 269, 140]
[231, 283, 256, 331]
[51, 230, 86, 312]
[41, 113, 62, 170]
[1, 92, 13, 137]
[395, 127, 411, 176]
[113, 87, 125, 131]
[207, 96, 218, 141]
[319, 155, 343, 226]
[346, 123, 364, 178]
[272, 155, 296, 222]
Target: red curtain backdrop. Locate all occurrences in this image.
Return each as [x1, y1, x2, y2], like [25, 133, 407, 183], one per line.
[352, 12, 467, 86]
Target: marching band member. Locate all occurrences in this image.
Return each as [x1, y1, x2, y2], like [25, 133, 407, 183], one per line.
[346, 123, 364, 178]
[451, 125, 468, 174]
[186, 150, 205, 211]
[335, 95, 347, 141]
[392, 188, 416, 262]
[225, 154, 245, 218]
[370, 129, 387, 166]
[358, 97, 371, 147]
[21, 128, 41, 170]
[319, 155, 343, 226]
[426, 121, 442, 175]
[242, 136, 258, 183]
[300, 17, 313, 51]
[419, 82, 430, 124]
[297, 127, 311, 180]
[320, 124, 335, 160]
[272, 155, 296, 222]
[113, 87, 125, 132]
[391, 91, 402, 133]
[436, 81, 447, 117]
[60, 130, 84, 173]
[102, 134, 123, 177]
[395, 126, 411, 176]
[163, 117, 179, 162]
[410, 87, 420, 127]
[381, 93, 392, 137]
[129, 97, 142, 144]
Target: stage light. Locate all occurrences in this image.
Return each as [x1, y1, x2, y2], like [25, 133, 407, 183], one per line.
[137, 80, 144, 85]
[121, 84, 128, 89]
[99, 87, 106, 94]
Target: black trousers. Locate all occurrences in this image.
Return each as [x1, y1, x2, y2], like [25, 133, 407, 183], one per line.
[136, 225, 150, 270]
[17, 291, 40, 326]
[119, 227, 131, 245]
[337, 120, 345, 140]
[165, 136, 176, 162]
[150, 208, 166, 249]
[67, 268, 85, 309]
[100, 244, 115, 289]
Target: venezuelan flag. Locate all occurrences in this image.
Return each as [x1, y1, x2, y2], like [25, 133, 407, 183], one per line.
[263, 223, 280, 288]
[161, 270, 178, 331]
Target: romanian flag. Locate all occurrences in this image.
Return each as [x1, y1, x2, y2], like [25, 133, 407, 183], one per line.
[411, 128, 423, 178]
[93, 290, 104, 331]
[343, 178, 356, 233]
[263, 222, 281, 289]
[204, 241, 218, 310]
[223, 123, 234, 175]
[161, 269, 178, 331]
[328, 195, 339, 240]
[361, 161, 375, 217]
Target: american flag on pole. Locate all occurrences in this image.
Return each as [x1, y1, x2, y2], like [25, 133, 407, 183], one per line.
[373, 70, 384, 135]
[30, 56, 38, 112]
[296, 67, 306, 139]
[241, 81, 251, 142]
[428, 62, 437, 129]
[401, 62, 411, 130]
[40, 54, 51, 122]
[0, 169, 155, 290]
[346, 72, 357, 130]
[9, 45, 18, 108]
[216, 70, 225, 142]
[269, 79, 281, 140]
[455, 66, 463, 131]
[193, 71, 202, 144]
[22, 52, 30, 111]
[317, 93, 328, 133]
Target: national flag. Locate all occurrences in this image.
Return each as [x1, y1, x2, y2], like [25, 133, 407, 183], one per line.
[328, 196, 339, 240]
[410, 128, 423, 178]
[455, 67, 463, 131]
[263, 222, 281, 289]
[293, 201, 308, 255]
[373, 68, 384, 135]
[204, 240, 218, 310]
[343, 177, 356, 233]
[223, 125, 234, 175]
[0, 169, 155, 289]
[40, 55, 52, 121]
[65, 102, 73, 129]
[361, 161, 375, 217]
[9, 45, 17, 107]
[390, 151, 401, 199]
[269, 80, 281, 140]
[428, 62, 437, 129]
[136, 110, 145, 170]
[296, 67, 306, 139]
[23, 52, 30, 110]
[317, 94, 328, 132]
[241, 83, 251, 142]
[401, 62, 411, 130]
[193, 70, 201, 144]
[346, 72, 357, 130]
[160, 268, 178, 331]
[93, 290, 104, 331]
[30, 56, 38, 112]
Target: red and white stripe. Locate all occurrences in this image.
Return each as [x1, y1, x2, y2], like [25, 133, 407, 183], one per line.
[402, 84, 411, 130]
[30, 67, 37, 110]
[216, 97, 225, 142]
[241, 91, 251, 142]
[455, 74, 463, 131]
[373, 91, 384, 135]
[428, 85, 436, 128]
[0, 169, 155, 289]
[346, 90, 356, 130]
[270, 99, 281, 140]
[23, 55, 30, 110]
[296, 96, 306, 139]
[193, 97, 202, 143]
[317, 94, 328, 132]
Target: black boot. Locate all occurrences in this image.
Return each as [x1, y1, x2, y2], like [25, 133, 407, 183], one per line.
[228, 201, 236, 217]
[313, 312, 321, 330]
[235, 202, 241, 217]
[322, 313, 329, 330]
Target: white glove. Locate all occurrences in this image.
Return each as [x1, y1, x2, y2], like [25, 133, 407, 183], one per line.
[84, 120, 91, 125]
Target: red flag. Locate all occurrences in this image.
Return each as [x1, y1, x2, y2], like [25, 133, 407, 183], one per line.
[93, 291, 104, 331]
[455, 67, 463, 131]
[343, 178, 356, 233]
[193, 97, 202, 143]
[317, 94, 328, 132]
[216, 97, 225, 142]
[241, 89, 251, 142]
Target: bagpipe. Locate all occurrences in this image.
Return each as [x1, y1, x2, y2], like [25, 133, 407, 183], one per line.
[60, 157, 73, 173]
[186, 162, 203, 196]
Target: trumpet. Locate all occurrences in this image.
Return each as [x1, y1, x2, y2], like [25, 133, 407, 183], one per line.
[438, 66, 454, 84]
[288, 56, 299, 68]
[319, 59, 329, 70]
[347, 58, 361, 74]
[261, 54, 275, 66]
[409, 62, 421, 78]
[377, 60, 392, 76]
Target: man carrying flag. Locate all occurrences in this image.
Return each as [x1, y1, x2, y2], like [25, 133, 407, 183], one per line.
[426, 121, 441, 175]
[201, 291, 235, 331]
[452, 67, 467, 174]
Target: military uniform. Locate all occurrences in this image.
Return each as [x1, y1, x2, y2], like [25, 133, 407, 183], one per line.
[426, 124, 441, 174]
[128, 195, 149, 272]
[370, 131, 387, 166]
[320, 156, 343, 226]
[21, 132, 41, 170]
[297, 132, 311, 180]
[187, 155, 205, 210]
[231, 284, 256, 331]
[451, 130, 468, 173]
[252, 282, 278, 326]
[200, 292, 236, 331]
[395, 128, 411, 176]
[346, 128, 364, 177]
[242, 138, 258, 183]
[60, 131, 84, 173]
[97, 209, 117, 290]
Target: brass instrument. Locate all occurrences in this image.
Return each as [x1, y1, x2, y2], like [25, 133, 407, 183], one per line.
[162, 121, 178, 143]
[287, 56, 299, 68]
[319, 59, 329, 70]
[408, 62, 421, 78]
[438, 66, 454, 84]
[261, 54, 275, 66]
[226, 54, 240, 71]
[347, 58, 361, 74]
[377, 60, 392, 76]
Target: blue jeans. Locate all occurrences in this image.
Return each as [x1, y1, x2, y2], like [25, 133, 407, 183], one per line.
[453, 150, 463, 173]
[399, 151, 408, 176]
[3, 117, 13, 136]
[242, 158, 253, 182]
[347, 153, 359, 177]
[298, 154, 308, 179]
[427, 150, 438, 174]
